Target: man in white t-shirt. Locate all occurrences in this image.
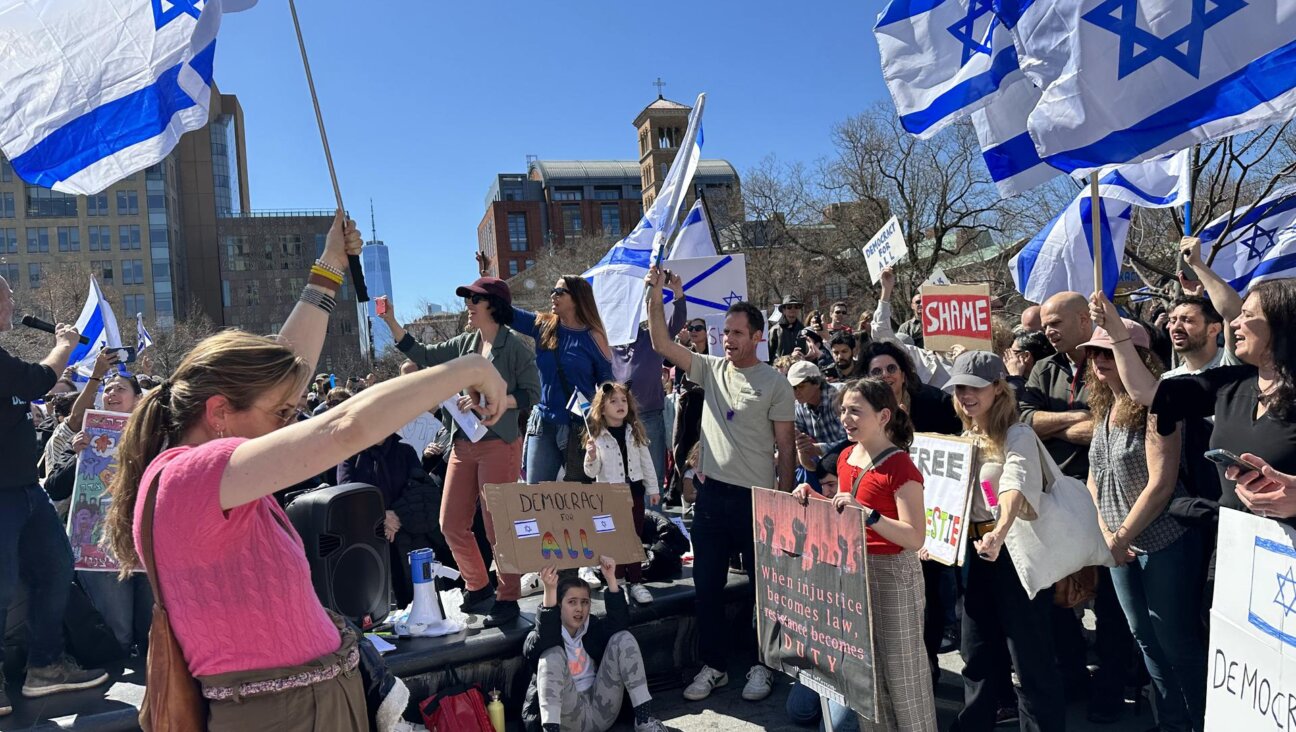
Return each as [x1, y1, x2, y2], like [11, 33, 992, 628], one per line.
[644, 268, 796, 705]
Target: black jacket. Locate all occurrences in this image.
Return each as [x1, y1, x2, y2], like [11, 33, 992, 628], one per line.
[767, 320, 805, 362]
[909, 383, 963, 436]
[0, 347, 57, 489]
[521, 589, 630, 732]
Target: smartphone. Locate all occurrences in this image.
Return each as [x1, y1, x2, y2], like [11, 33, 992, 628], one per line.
[114, 347, 137, 363]
[375, 296, 389, 317]
[1205, 449, 1260, 473]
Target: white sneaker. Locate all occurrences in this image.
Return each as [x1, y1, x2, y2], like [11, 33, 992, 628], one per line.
[683, 665, 728, 701]
[578, 566, 602, 588]
[519, 572, 543, 597]
[628, 583, 654, 604]
[741, 664, 773, 701]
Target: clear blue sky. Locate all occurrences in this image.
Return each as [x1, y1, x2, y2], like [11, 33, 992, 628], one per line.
[214, 2, 889, 319]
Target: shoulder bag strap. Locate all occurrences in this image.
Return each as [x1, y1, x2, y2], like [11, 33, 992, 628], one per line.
[138, 467, 169, 610]
[1027, 426, 1062, 494]
[846, 446, 903, 495]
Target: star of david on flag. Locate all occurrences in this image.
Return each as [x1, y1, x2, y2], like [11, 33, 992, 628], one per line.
[1195, 185, 1296, 293]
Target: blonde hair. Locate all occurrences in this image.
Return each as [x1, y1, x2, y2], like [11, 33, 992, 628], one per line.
[952, 379, 1020, 461]
[586, 382, 648, 446]
[106, 330, 310, 578]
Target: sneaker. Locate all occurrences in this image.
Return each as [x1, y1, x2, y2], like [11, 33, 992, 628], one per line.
[21, 656, 108, 698]
[939, 625, 960, 654]
[682, 665, 728, 701]
[741, 664, 773, 701]
[460, 585, 496, 614]
[519, 572, 543, 597]
[0, 679, 11, 717]
[994, 706, 1020, 726]
[483, 600, 520, 628]
[628, 583, 654, 604]
[578, 566, 603, 588]
[634, 718, 681, 732]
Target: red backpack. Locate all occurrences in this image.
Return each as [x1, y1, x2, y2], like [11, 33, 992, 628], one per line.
[419, 683, 494, 732]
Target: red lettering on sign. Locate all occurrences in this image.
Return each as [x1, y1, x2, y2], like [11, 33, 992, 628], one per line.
[923, 295, 991, 339]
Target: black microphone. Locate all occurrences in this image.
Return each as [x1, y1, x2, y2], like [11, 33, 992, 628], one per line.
[20, 315, 90, 344]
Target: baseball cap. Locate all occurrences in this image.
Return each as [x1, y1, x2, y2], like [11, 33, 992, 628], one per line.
[787, 360, 822, 387]
[455, 277, 512, 308]
[1079, 319, 1150, 350]
[944, 351, 1008, 391]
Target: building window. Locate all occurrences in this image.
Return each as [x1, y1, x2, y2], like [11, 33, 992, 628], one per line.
[824, 276, 848, 301]
[123, 293, 147, 317]
[221, 280, 231, 308]
[525, 259, 535, 270]
[0, 192, 13, 219]
[122, 258, 144, 285]
[279, 235, 303, 257]
[118, 225, 141, 250]
[225, 236, 249, 271]
[116, 190, 139, 216]
[600, 204, 621, 236]
[552, 187, 582, 201]
[25, 186, 77, 218]
[508, 260, 519, 276]
[561, 204, 582, 236]
[88, 225, 111, 251]
[0, 157, 11, 183]
[26, 227, 49, 253]
[593, 187, 620, 200]
[0, 263, 18, 286]
[92, 259, 114, 285]
[660, 163, 669, 180]
[507, 212, 528, 252]
[28, 262, 43, 289]
[244, 280, 259, 306]
[56, 226, 80, 252]
[152, 258, 170, 282]
[87, 194, 109, 217]
[0, 228, 15, 254]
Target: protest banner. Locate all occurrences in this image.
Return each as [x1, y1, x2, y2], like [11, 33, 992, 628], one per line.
[483, 481, 646, 574]
[753, 487, 878, 721]
[920, 283, 993, 353]
[397, 411, 444, 455]
[909, 433, 977, 566]
[925, 265, 952, 286]
[700, 312, 770, 362]
[647, 253, 748, 321]
[1206, 509, 1296, 731]
[862, 216, 908, 284]
[67, 409, 129, 572]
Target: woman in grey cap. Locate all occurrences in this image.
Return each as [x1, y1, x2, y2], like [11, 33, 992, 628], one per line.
[945, 351, 1065, 732]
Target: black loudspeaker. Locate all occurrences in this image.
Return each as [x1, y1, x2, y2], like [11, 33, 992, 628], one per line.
[286, 483, 390, 629]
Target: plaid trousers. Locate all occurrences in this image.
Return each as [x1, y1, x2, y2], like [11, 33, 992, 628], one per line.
[858, 551, 938, 732]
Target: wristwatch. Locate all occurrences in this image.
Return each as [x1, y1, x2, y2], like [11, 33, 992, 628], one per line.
[865, 508, 882, 527]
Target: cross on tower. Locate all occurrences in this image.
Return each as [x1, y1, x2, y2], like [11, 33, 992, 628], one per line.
[653, 77, 666, 98]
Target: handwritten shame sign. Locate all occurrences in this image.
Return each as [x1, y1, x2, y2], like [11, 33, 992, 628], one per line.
[483, 481, 646, 573]
[862, 216, 908, 284]
[920, 283, 993, 353]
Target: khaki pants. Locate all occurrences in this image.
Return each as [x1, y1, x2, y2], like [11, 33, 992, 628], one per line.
[198, 616, 368, 732]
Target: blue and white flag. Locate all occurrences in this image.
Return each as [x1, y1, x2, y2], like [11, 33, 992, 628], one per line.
[0, 0, 254, 195]
[585, 93, 706, 346]
[1196, 186, 1296, 294]
[1007, 0, 1296, 171]
[68, 276, 123, 381]
[566, 389, 591, 420]
[875, 0, 1024, 138]
[972, 76, 1062, 197]
[667, 199, 717, 260]
[136, 312, 153, 351]
[1089, 150, 1191, 209]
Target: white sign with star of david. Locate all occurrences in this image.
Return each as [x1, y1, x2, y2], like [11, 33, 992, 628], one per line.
[1207, 508, 1296, 730]
[645, 254, 749, 321]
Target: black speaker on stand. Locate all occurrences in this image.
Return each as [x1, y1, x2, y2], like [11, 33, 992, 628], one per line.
[286, 483, 390, 629]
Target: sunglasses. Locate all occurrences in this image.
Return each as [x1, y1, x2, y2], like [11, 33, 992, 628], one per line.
[551, 287, 570, 297]
[464, 293, 486, 305]
[687, 324, 707, 332]
[833, 310, 847, 315]
[869, 363, 901, 377]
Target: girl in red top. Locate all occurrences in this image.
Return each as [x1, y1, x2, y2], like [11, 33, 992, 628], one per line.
[793, 378, 935, 732]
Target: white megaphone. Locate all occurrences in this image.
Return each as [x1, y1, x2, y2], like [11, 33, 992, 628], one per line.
[397, 548, 464, 638]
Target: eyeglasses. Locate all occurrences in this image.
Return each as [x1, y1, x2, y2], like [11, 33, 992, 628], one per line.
[551, 287, 570, 298]
[260, 405, 298, 426]
[869, 363, 901, 377]
[687, 324, 707, 332]
[464, 293, 486, 305]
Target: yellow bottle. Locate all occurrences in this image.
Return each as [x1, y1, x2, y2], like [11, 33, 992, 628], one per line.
[487, 689, 505, 732]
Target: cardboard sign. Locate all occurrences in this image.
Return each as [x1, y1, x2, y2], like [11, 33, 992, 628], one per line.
[753, 487, 878, 721]
[1206, 509, 1296, 730]
[67, 409, 129, 572]
[909, 433, 977, 566]
[862, 216, 908, 284]
[920, 283, 993, 353]
[483, 482, 646, 574]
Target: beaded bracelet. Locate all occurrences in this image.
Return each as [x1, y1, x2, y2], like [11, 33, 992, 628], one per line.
[313, 259, 345, 278]
[299, 287, 336, 313]
[310, 265, 344, 285]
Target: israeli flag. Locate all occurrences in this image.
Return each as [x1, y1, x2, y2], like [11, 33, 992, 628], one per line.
[972, 75, 1063, 197]
[67, 276, 123, 382]
[667, 199, 718, 260]
[567, 389, 591, 419]
[1007, 0, 1296, 171]
[136, 312, 153, 351]
[585, 94, 705, 346]
[875, 0, 1024, 138]
[0, 0, 254, 195]
[1196, 186, 1296, 294]
[1012, 194, 1131, 303]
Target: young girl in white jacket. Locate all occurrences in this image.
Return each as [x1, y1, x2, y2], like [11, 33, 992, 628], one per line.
[584, 382, 658, 605]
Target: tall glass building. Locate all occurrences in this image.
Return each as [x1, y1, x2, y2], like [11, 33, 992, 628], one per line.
[360, 239, 395, 357]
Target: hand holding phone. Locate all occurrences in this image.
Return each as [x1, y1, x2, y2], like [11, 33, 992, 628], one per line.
[1205, 449, 1260, 474]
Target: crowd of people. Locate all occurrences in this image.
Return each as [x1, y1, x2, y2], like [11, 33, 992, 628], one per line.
[1, 220, 1294, 732]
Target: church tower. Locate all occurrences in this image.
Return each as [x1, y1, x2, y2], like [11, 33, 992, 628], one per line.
[633, 81, 691, 211]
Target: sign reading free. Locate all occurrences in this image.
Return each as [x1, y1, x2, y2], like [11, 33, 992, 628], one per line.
[920, 284, 993, 353]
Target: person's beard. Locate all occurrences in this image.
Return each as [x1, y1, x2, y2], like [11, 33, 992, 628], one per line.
[1173, 330, 1210, 354]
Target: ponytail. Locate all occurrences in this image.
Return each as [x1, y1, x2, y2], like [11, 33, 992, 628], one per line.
[105, 386, 171, 578]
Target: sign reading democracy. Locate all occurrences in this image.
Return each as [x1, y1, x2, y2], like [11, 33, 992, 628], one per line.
[483, 481, 646, 574]
[862, 216, 908, 284]
[920, 283, 993, 353]
[1206, 509, 1296, 731]
[67, 409, 129, 571]
[753, 487, 878, 722]
[909, 433, 977, 566]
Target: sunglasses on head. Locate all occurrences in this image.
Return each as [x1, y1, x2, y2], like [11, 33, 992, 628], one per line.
[687, 324, 707, 332]
[869, 363, 901, 376]
[464, 293, 486, 305]
[551, 287, 570, 297]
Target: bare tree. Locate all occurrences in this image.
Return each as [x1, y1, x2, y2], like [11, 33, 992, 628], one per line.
[140, 300, 217, 376]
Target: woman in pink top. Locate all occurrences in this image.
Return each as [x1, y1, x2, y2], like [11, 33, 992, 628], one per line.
[102, 212, 508, 732]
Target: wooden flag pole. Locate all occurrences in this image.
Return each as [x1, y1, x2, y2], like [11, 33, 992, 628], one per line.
[288, 0, 369, 301]
[1090, 172, 1103, 297]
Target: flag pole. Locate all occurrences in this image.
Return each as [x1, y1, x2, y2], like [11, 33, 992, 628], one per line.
[1090, 172, 1103, 296]
[287, 0, 369, 301]
[1183, 145, 1197, 236]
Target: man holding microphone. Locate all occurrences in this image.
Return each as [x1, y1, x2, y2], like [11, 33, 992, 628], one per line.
[0, 275, 108, 717]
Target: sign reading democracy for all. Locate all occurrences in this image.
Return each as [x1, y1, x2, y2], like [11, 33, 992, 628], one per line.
[753, 487, 878, 722]
[862, 216, 908, 284]
[483, 482, 646, 574]
[67, 409, 129, 572]
[910, 433, 977, 566]
[1206, 509, 1296, 731]
[920, 283, 994, 353]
